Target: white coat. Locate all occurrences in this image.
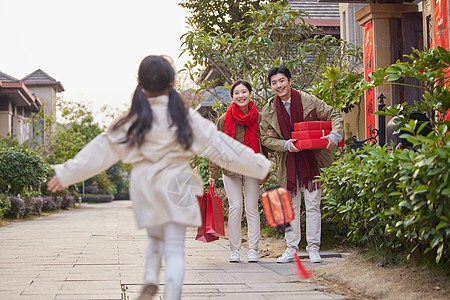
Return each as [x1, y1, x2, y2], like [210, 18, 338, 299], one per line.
[54, 95, 271, 229]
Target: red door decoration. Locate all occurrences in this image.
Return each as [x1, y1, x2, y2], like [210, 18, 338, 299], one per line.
[433, 0, 450, 120]
[433, 0, 449, 50]
[363, 21, 376, 138]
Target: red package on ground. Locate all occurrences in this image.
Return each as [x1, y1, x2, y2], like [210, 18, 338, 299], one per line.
[292, 130, 331, 140]
[293, 138, 345, 150]
[294, 121, 332, 131]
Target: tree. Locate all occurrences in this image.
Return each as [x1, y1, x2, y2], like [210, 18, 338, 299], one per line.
[181, 2, 363, 110]
[176, 71, 204, 109]
[179, 0, 280, 36]
[31, 99, 104, 165]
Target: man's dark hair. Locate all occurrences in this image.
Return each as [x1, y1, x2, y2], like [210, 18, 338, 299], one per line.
[267, 66, 292, 83]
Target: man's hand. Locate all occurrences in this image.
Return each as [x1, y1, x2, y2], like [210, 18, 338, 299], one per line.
[289, 139, 301, 152]
[321, 136, 337, 150]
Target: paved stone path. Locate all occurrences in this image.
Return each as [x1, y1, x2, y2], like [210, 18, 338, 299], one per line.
[0, 201, 348, 300]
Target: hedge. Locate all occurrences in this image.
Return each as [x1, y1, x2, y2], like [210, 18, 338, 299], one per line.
[81, 194, 113, 203]
[319, 126, 449, 264]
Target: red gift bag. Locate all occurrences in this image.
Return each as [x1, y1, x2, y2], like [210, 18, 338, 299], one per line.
[196, 185, 225, 242]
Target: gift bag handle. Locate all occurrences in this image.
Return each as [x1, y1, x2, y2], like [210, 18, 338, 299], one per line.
[207, 183, 215, 195]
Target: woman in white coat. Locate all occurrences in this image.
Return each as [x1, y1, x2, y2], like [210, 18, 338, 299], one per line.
[47, 55, 271, 300]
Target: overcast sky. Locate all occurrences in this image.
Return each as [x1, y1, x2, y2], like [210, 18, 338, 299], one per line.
[0, 0, 191, 118]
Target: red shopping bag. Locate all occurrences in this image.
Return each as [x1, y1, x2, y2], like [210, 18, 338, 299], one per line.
[196, 185, 225, 242]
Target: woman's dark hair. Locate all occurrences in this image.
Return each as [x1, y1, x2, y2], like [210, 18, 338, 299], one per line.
[112, 55, 193, 149]
[267, 66, 292, 83]
[230, 80, 252, 96]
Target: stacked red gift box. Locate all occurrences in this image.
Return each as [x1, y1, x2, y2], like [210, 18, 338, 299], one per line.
[292, 121, 344, 150]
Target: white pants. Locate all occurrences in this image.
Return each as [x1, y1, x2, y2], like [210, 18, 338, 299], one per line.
[145, 222, 186, 288]
[223, 174, 260, 251]
[285, 186, 322, 252]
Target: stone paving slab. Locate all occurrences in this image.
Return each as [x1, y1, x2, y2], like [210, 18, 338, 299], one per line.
[0, 201, 349, 299]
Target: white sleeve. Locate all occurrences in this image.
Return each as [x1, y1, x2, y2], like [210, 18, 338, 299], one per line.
[190, 110, 271, 180]
[327, 131, 343, 146]
[53, 133, 121, 187]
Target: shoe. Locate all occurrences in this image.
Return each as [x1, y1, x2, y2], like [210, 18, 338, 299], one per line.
[229, 250, 240, 262]
[247, 249, 258, 262]
[308, 249, 322, 263]
[276, 247, 297, 263]
[138, 283, 158, 300]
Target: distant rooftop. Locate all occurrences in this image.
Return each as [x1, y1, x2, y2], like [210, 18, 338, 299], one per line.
[288, 0, 340, 19]
[21, 69, 57, 82]
[21, 69, 64, 92]
[0, 71, 20, 83]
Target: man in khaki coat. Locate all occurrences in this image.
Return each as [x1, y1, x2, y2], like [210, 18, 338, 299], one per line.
[259, 66, 344, 263]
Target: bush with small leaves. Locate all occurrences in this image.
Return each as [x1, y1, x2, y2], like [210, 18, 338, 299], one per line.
[0, 146, 50, 194]
[23, 196, 43, 215]
[81, 194, 113, 203]
[319, 123, 449, 264]
[0, 194, 11, 218]
[41, 196, 57, 212]
[61, 196, 74, 209]
[7, 196, 26, 218]
[85, 186, 98, 194]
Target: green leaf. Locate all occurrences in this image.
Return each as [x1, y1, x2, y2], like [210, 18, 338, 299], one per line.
[436, 222, 448, 231]
[399, 201, 413, 210]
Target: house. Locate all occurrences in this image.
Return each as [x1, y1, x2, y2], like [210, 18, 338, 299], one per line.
[335, 0, 449, 140]
[0, 69, 64, 144]
[287, 0, 341, 37]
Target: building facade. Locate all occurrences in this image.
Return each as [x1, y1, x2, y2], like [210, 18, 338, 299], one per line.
[337, 0, 449, 140]
[0, 69, 64, 144]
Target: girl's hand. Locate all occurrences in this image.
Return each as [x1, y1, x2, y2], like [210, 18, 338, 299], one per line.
[47, 166, 64, 192]
[208, 177, 215, 187]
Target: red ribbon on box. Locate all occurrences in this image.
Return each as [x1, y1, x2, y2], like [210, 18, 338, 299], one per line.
[294, 121, 332, 131]
[293, 138, 344, 150]
[292, 130, 331, 140]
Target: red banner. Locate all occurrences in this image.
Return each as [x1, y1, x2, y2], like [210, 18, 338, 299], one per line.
[363, 21, 376, 138]
[433, 0, 450, 120]
[433, 0, 449, 49]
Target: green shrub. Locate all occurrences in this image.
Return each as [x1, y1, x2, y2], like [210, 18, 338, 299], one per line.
[61, 195, 74, 209]
[319, 123, 449, 264]
[7, 195, 26, 218]
[23, 196, 43, 215]
[0, 194, 11, 218]
[0, 146, 50, 194]
[41, 196, 57, 212]
[81, 194, 113, 203]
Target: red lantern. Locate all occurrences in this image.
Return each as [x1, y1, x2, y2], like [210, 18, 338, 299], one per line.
[261, 186, 294, 230]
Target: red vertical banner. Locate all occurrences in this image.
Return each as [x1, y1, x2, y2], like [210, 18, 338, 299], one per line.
[363, 21, 376, 138]
[433, 0, 450, 120]
[433, 0, 449, 50]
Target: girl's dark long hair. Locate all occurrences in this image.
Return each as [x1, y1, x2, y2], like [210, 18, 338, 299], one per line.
[112, 55, 193, 149]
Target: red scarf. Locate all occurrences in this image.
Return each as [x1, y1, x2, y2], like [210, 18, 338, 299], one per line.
[224, 101, 259, 153]
[275, 89, 320, 194]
